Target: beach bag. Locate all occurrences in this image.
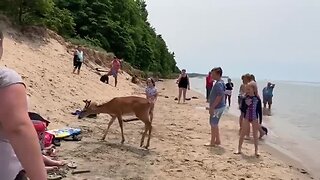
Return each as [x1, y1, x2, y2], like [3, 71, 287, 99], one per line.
[32, 120, 47, 149]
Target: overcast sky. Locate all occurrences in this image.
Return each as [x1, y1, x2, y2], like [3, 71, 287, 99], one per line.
[145, 0, 320, 82]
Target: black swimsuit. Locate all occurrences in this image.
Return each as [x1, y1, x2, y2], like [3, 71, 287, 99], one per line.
[178, 75, 189, 89]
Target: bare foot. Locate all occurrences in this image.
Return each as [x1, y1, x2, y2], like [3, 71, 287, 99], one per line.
[255, 153, 260, 158]
[214, 141, 221, 146]
[234, 151, 242, 155]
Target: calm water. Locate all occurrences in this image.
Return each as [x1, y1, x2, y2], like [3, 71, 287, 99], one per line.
[190, 77, 320, 177]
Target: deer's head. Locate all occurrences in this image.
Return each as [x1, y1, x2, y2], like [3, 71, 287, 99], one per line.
[78, 100, 98, 119]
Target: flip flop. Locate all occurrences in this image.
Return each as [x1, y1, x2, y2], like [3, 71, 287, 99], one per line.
[67, 162, 77, 169]
[204, 143, 215, 147]
[47, 175, 62, 180]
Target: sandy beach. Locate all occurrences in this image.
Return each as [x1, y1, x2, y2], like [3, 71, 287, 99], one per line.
[1, 29, 315, 180]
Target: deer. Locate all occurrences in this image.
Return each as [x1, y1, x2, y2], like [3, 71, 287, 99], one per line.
[78, 96, 153, 149]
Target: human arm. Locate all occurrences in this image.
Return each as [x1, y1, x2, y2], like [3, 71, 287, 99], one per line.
[0, 31, 3, 59]
[257, 98, 263, 124]
[187, 76, 190, 90]
[176, 74, 182, 84]
[0, 84, 47, 179]
[209, 83, 224, 115]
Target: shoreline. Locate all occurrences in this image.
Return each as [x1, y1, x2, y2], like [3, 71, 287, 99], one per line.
[190, 77, 318, 179]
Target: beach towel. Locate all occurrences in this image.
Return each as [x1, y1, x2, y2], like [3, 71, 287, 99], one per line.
[47, 128, 82, 140]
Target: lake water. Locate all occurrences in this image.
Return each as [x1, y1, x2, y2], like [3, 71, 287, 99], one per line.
[190, 77, 320, 177]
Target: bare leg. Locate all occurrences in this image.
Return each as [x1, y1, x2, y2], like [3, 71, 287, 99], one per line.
[149, 104, 154, 123]
[178, 88, 182, 104]
[228, 95, 231, 107]
[252, 120, 260, 156]
[239, 113, 244, 135]
[114, 76, 118, 87]
[117, 116, 125, 144]
[210, 126, 215, 145]
[182, 88, 187, 103]
[77, 68, 80, 75]
[214, 126, 221, 145]
[43, 155, 65, 166]
[101, 116, 116, 140]
[268, 102, 272, 110]
[72, 67, 76, 74]
[236, 119, 249, 154]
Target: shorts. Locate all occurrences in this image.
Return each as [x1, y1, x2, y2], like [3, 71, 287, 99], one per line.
[225, 90, 232, 96]
[111, 68, 118, 78]
[263, 96, 272, 104]
[209, 106, 225, 126]
[74, 61, 82, 70]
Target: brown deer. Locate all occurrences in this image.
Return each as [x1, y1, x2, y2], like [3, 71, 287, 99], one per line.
[78, 96, 153, 149]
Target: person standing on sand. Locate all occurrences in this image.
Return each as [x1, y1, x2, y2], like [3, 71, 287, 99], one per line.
[107, 56, 121, 87]
[205, 71, 214, 102]
[176, 69, 190, 104]
[145, 78, 158, 122]
[73, 46, 84, 75]
[236, 82, 263, 157]
[225, 78, 234, 107]
[263, 82, 276, 110]
[206, 67, 226, 146]
[0, 31, 47, 180]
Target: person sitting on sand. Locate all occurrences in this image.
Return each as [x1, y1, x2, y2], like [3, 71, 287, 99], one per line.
[106, 56, 121, 87]
[0, 30, 47, 180]
[205, 71, 214, 102]
[206, 67, 226, 146]
[73, 46, 84, 75]
[225, 78, 234, 107]
[145, 78, 158, 121]
[263, 82, 276, 110]
[176, 69, 190, 104]
[236, 82, 263, 157]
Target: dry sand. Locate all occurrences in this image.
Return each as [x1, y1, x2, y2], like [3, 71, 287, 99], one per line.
[0, 30, 315, 180]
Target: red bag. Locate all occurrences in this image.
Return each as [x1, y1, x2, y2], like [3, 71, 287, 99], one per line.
[32, 120, 48, 149]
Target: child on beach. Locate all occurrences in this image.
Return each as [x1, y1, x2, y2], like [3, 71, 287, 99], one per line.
[236, 82, 263, 156]
[207, 67, 226, 146]
[145, 78, 158, 122]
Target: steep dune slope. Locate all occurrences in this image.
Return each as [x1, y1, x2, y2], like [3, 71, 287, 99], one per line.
[1, 29, 138, 128]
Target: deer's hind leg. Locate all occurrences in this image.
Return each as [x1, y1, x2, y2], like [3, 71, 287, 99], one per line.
[117, 116, 125, 144]
[101, 116, 116, 141]
[137, 112, 152, 149]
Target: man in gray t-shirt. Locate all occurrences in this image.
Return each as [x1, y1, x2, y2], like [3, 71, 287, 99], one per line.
[0, 30, 46, 180]
[207, 67, 226, 147]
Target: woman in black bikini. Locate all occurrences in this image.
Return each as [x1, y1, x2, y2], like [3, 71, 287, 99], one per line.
[176, 69, 190, 104]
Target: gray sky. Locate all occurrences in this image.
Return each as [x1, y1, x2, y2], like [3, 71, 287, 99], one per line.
[145, 0, 320, 82]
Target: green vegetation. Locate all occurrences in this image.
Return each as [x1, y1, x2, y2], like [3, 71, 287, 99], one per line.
[0, 0, 180, 76]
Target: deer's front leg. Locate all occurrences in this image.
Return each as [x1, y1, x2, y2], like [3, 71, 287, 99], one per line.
[101, 116, 116, 141]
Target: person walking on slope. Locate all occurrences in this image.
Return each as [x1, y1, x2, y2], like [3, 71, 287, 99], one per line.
[73, 46, 84, 75]
[106, 56, 121, 87]
[0, 30, 47, 180]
